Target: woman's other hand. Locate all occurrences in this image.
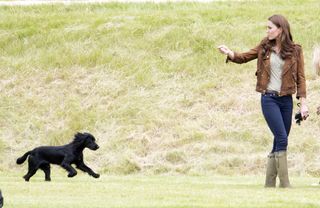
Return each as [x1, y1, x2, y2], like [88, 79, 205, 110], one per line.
[300, 103, 309, 119]
[299, 98, 308, 119]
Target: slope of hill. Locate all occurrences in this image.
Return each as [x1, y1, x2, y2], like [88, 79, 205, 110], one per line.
[1, 0, 320, 175]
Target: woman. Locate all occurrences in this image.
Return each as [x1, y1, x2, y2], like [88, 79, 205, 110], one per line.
[218, 14, 308, 188]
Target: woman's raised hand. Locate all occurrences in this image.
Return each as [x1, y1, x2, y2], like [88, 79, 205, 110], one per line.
[218, 45, 234, 59]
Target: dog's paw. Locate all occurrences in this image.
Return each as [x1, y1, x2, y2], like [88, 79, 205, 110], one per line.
[93, 173, 100, 178]
[23, 176, 30, 182]
[68, 172, 77, 177]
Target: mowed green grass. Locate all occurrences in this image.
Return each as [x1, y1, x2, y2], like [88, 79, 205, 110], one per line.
[1, 0, 320, 176]
[1, 172, 320, 208]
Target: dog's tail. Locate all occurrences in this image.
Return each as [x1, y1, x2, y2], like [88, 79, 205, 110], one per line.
[16, 151, 32, 164]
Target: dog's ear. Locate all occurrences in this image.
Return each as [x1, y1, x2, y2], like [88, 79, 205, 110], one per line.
[75, 132, 84, 138]
[83, 132, 94, 138]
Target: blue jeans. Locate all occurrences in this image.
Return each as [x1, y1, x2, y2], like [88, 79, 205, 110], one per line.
[261, 94, 293, 152]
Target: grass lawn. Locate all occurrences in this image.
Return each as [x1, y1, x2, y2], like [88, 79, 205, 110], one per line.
[1, 172, 320, 208]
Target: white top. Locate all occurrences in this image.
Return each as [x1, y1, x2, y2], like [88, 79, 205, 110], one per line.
[267, 52, 285, 92]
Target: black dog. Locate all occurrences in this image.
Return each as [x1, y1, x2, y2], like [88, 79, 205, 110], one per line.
[0, 189, 3, 208]
[16, 132, 100, 181]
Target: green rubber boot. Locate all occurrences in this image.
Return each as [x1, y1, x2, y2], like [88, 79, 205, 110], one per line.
[265, 153, 277, 188]
[275, 151, 291, 188]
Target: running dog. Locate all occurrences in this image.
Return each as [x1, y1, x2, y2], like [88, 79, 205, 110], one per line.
[16, 132, 100, 181]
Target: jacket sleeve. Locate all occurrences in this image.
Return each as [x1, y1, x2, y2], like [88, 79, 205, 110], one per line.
[296, 45, 307, 99]
[226, 44, 260, 64]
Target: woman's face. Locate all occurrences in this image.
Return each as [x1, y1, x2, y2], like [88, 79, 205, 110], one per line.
[267, 20, 282, 40]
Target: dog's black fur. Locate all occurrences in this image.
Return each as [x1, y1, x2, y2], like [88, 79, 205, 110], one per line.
[0, 189, 3, 208]
[16, 132, 100, 181]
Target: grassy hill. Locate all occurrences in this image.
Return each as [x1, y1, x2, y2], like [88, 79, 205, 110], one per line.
[1, 0, 320, 176]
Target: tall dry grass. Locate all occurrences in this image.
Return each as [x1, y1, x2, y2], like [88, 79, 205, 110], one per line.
[0, 0, 320, 175]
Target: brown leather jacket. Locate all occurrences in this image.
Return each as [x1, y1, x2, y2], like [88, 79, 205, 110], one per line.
[226, 40, 306, 99]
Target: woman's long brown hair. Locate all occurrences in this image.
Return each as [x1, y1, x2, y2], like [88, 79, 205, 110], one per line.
[262, 14, 295, 59]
